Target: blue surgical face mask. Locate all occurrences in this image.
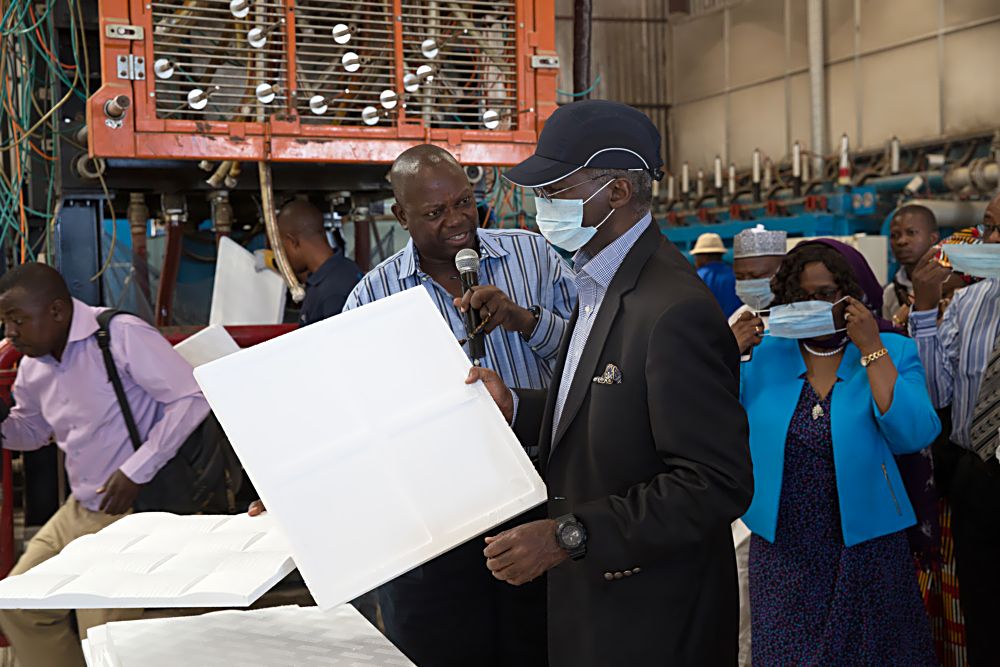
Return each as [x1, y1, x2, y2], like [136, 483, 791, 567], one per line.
[735, 278, 775, 311]
[943, 243, 1000, 279]
[534, 178, 616, 252]
[766, 297, 848, 340]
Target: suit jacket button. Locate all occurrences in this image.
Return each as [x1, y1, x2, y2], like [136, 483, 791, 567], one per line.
[623, 569, 632, 577]
[613, 572, 623, 580]
[603, 572, 613, 581]
[633, 567, 641, 574]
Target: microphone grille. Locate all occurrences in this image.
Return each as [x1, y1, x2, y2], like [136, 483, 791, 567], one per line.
[455, 248, 480, 274]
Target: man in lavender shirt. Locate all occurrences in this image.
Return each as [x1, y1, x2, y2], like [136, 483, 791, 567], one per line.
[0, 263, 209, 667]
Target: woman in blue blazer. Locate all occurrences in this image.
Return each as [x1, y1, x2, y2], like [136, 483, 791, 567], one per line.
[741, 239, 939, 665]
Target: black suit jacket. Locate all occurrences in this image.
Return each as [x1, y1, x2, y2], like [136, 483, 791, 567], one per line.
[514, 222, 753, 667]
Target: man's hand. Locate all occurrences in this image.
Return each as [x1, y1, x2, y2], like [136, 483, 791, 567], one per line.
[484, 519, 568, 586]
[730, 310, 764, 354]
[891, 303, 911, 328]
[248, 500, 266, 516]
[844, 297, 882, 355]
[453, 285, 537, 337]
[97, 470, 140, 515]
[466, 366, 514, 423]
[911, 246, 951, 312]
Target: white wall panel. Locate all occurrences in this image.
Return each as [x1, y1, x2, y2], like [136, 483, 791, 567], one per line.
[729, 0, 786, 86]
[672, 12, 726, 103]
[730, 79, 788, 164]
[673, 96, 727, 170]
[859, 0, 938, 53]
[668, 0, 1000, 169]
[860, 42, 940, 144]
[943, 22, 1000, 134]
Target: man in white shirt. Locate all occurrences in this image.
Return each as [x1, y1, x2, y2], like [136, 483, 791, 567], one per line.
[884, 204, 939, 328]
[729, 225, 787, 357]
[725, 224, 786, 667]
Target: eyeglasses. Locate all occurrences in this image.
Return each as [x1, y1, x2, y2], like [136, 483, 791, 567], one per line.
[457, 311, 492, 347]
[798, 287, 841, 303]
[533, 175, 612, 203]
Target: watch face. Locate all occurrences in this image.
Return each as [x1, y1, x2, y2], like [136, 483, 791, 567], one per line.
[561, 524, 583, 549]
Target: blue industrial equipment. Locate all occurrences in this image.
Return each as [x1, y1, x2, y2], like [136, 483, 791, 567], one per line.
[663, 187, 882, 260]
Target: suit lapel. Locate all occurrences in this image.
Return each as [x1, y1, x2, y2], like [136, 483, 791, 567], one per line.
[549, 224, 663, 458]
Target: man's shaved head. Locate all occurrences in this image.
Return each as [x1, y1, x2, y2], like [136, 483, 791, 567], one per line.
[389, 144, 465, 206]
[276, 198, 336, 277]
[0, 263, 74, 359]
[0, 262, 71, 305]
[892, 204, 938, 233]
[277, 199, 326, 240]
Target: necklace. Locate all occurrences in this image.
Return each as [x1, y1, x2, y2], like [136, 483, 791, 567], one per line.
[802, 343, 846, 357]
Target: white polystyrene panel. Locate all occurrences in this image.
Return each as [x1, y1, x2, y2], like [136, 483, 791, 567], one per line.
[172, 324, 241, 367]
[87, 605, 414, 666]
[0, 513, 294, 609]
[194, 286, 546, 610]
[210, 236, 287, 326]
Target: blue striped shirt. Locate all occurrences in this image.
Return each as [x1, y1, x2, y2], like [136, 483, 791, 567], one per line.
[910, 278, 1000, 448]
[343, 229, 577, 390]
[552, 214, 652, 439]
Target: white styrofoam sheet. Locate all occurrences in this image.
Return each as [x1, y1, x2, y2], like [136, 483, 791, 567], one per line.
[210, 236, 287, 326]
[85, 605, 414, 667]
[173, 324, 241, 367]
[194, 286, 546, 610]
[0, 513, 295, 609]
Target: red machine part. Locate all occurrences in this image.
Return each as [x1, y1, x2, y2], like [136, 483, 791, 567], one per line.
[0, 323, 295, 645]
[88, 0, 558, 164]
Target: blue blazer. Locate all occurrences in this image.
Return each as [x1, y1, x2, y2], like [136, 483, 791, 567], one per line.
[740, 333, 941, 547]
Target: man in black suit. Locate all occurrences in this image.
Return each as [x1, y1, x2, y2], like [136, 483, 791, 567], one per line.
[465, 100, 754, 666]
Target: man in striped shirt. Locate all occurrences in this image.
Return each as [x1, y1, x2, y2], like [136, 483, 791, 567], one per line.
[909, 193, 1000, 667]
[343, 144, 575, 667]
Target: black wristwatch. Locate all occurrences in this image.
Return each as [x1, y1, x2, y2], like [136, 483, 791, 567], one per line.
[555, 514, 587, 560]
[520, 305, 542, 341]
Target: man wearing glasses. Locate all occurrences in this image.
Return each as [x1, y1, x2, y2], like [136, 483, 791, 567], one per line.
[341, 143, 576, 667]
[909, 192, 1000, 666]
[467, 100, 753, 667]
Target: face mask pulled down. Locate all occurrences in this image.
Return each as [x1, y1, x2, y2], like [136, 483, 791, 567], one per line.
[766, 297, 848, 340]
[534, 179, 616, 252]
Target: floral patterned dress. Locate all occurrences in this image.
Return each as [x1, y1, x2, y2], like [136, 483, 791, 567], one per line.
[748, 382, 938, 666]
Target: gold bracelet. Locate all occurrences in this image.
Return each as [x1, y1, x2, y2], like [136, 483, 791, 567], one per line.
[861, 347, 889, 368]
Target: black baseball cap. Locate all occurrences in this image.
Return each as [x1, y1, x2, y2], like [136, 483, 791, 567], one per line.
[505, 100, 664, 188]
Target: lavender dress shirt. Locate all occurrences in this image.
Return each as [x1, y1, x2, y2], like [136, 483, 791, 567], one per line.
[1, 299, 210, 511]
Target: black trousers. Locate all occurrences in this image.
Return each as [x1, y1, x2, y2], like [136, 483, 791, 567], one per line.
[377, 509, 548, 667]
[943, 440, 1000, 667]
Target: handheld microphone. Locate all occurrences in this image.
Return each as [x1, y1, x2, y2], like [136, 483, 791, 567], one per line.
[455, 248, 486, 363]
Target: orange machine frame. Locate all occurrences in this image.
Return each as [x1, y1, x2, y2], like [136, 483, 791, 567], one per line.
[88, 0, 558, 165]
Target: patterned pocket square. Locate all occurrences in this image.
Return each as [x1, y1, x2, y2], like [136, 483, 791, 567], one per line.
[593, 363, 623, 385]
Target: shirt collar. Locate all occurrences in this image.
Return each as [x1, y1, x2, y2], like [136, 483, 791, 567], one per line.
[397, 230, 509, 284]
[573, 213, 652, 288]
[36, 299, 98, 365]
[306, 251, 342, 288]
[894, 266, 912, 288]
[67, 298, 99, 343]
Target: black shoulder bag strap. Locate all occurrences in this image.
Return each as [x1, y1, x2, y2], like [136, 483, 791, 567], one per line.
[95, 310, 144, 451]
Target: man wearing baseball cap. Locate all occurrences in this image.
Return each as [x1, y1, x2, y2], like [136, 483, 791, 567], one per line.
[465, 100, 753, 666]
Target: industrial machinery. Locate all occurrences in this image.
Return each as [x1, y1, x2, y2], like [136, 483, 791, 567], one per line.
[659, 130, 1000, 277]
[88, 0, 558, 164]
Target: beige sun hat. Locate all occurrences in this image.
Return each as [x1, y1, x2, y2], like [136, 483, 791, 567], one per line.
[690, 233, 727, 255]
